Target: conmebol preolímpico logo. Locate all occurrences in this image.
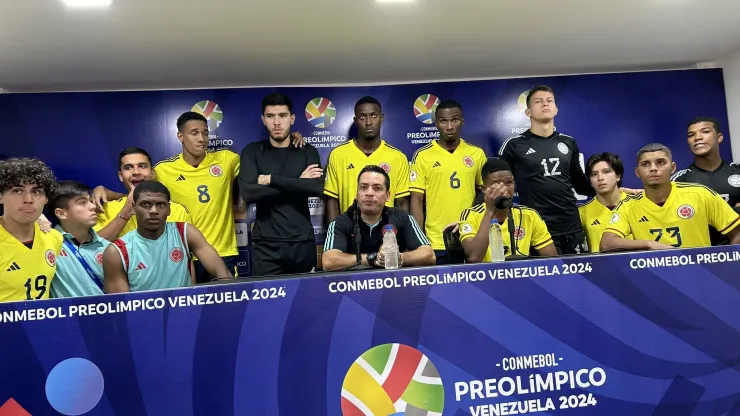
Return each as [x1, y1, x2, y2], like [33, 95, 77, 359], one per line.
[191, 100, 223, 130]
[413, 94, 440, 125]
[341, 343, 444, 415]
[305, 97, 337, 128]
[516, 90, 530, 113]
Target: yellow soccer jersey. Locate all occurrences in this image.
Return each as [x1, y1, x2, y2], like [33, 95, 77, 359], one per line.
[324, 140, 411, 213]
[410, 139, 487, 250]
[94, 197, 192, 238]
[154, 149, 240, 257]
[458, 203, 553, 261]
[0, 223, 63, 302]
[604, 182, 740, 248]
[578, 192, 632, 253]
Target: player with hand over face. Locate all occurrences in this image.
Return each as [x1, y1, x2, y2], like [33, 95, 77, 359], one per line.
[102, 181, 232, 293]
[94, 147, 191, 241]
[601, 143, 740, 251]
[458, 158, 556, 262]
[0, 158, 63, 302]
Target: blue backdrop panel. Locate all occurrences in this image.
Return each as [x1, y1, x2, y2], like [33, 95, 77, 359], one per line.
[0, 246, 740, 415]
[0, 69, 731, 274]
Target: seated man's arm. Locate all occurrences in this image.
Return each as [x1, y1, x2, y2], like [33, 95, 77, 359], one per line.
[706, 189, 740, 244]
[600, 205, 671, 251]
[321, 218, 367, 271]
[102, 243, 130, 293]
[396, 214, 435, 267]
[459, 208, 494, 263]
[186, 224, 233, 280]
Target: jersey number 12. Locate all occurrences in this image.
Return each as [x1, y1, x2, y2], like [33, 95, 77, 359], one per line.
[541, 158, 562, 177]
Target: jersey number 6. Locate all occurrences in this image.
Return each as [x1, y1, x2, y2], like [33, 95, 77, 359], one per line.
[450, 172, 461, 189]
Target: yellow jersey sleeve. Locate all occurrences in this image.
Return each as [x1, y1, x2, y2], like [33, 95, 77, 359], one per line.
[395, 158, 411, 199]
[323, 150, 341, 199]
[409, 149, 428, 193]
[603, 199, 632, 239]
[169, 201, 192, 223]
[706, 189, 740, 235]
[94, 198, 125, 232]
[475, 149, 487, 188]
[528, 209, 553, 250]
[229, 149, 240, 179]
[458, 204, 484, 242]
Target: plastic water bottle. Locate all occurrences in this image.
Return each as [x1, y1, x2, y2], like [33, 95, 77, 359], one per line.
[383, 225, 400, 269]
[489, 219, 506, 262]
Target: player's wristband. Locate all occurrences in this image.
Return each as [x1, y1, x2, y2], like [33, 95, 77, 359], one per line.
[118, 214, 131, 221]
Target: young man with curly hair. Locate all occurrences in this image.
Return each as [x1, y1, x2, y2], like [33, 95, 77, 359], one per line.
[0, 157, 63, 302]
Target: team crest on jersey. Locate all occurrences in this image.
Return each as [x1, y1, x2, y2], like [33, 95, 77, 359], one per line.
[170, 247, 185, 263]
[379, 162, 391, 173]
[557, 142, 569, 155]
[463, 156, 474, 167]
[95, 252, 104, 265]
[410, 170, 417, 182]
[461, 223, 473, 235]
[209, 165, 223, 177]
[514, 227, 526, 240]
[45, 250, 56, 267]
[677, 204, 695, 219]
[728, 174, 740, 188]
[610, 213, 620, 224]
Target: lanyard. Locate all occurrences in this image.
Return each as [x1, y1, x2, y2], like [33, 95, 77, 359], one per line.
[62, 238, 104, 291]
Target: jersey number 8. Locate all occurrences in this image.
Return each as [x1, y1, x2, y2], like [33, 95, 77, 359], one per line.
[197, 185, 211, 203]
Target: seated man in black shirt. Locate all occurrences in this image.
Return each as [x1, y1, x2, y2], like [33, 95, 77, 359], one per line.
[239, 93, 324, 276]
[322, 165, 435, 271]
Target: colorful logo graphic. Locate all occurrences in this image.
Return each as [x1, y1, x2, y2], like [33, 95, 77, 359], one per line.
[516, 90, 530, 113]
[45, 249, 57, 267]
[413, 94, 440, 125]
[95, 252, 104, 265]
[210, 165, 223, 177]
[514, 227, 526, 240]
[170, 248, 184, 263]
[677, 204, 695, 219]
[192, 100, 224, 130]
[305, 97, 337, 128]
[379, 162, 391, 173]
[341, 343, 444, 415]
[463, 156, 474, 167]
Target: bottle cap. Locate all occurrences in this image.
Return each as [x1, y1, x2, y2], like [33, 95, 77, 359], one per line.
[490, 219, 498, 224]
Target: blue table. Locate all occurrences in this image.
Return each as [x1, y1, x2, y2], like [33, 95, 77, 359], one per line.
[2, 246, 740, 415]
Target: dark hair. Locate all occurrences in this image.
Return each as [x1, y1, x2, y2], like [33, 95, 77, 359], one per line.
[354, 96, 382, 113]
[435, 99, 463, 116]
[261, 93, 293, 114]
[586, 152, 624, 187]
[357, 165, 391, 191]
[526, 85, 555, 108]
[637, 143, 672, 163]
[133, 180, 170, 203]
[118, 147, 153, 170]
[50, 180, 90, 212]
[0, 157, 57, 195]
[176, 111, 208, 132]
[688, 116, 721, 133]
[482, 158, 512, 178]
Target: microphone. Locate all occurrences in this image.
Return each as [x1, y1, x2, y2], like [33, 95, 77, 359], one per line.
[352, 200, 362, 266]
[494, 196, 512, 210]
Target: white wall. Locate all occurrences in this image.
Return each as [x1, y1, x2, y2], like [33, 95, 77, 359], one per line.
[719, 48, 740, 162]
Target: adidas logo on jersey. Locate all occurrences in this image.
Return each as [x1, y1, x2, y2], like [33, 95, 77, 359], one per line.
[59, 249, 69, 257]
[135, 262, 147, 271]
[526, 148, 536, 155]
[347, 163, 355, 170]
[5, 262, 20, 272]
[433, 161, 441, 168]
[638, 216, 649, 223]
[176, 175, 186, 181]
[591, 219, 601, 226]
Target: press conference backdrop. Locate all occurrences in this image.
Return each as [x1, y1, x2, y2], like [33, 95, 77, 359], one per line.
[3, 246, 740, 415]
[0, 69, 732, 275]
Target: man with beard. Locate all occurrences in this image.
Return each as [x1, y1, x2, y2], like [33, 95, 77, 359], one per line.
[323, 96, 410, 225]
[238, 93, 324, 276]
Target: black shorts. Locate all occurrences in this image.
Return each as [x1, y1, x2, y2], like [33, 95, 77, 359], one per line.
[551, 231, 588, 255]
[194, 255, 238, 284]
[252, 240, 316, 277]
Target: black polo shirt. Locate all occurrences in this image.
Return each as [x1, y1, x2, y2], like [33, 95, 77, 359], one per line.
[324, 206, 430, 254]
